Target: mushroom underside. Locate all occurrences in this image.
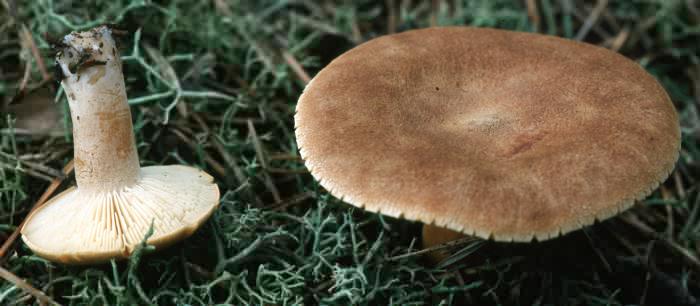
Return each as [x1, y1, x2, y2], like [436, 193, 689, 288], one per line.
[21, 165, 219, 264]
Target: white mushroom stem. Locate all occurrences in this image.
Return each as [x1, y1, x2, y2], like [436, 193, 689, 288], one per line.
[57, 26, 140, 191]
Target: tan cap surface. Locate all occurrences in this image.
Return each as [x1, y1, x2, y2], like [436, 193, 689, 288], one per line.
[21, 165, 219, 264]
[294, 27, 680, 242]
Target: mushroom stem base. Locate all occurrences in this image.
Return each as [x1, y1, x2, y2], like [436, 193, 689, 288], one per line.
[422, 224, 467, 263]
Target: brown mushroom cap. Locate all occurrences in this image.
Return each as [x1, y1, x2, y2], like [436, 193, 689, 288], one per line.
[294, 27, 680, 242]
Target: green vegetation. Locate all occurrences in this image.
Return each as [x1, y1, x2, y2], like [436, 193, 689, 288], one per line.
[1, 0, 699, 305]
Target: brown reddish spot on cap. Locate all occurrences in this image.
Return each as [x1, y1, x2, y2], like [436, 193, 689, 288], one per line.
[294, 27, 681, 242]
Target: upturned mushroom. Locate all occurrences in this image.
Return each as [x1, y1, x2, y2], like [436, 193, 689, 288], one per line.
[294, 27, 680, 257]
[20, 26, 220, 264]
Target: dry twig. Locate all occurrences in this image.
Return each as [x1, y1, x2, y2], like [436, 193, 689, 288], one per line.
[526, 0, 540, 32]
[575, 0, 609, 41]
[0, 265, 58, 305]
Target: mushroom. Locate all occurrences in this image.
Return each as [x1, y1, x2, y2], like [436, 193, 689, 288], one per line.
[294, 27, 680, 258]
[20, 26, 220, 264]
